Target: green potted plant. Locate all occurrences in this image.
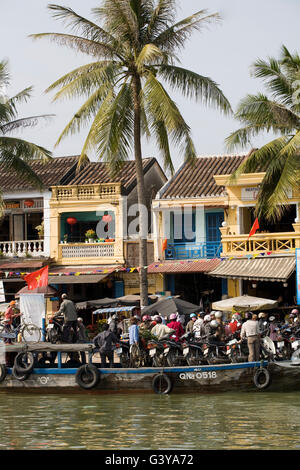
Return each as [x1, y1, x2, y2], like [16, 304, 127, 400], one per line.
[85, 229, 96, 243]
[35, 221, 44, 239]
[63, 234, 68, 244]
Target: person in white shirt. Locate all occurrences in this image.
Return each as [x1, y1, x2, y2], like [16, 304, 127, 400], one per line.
[240, 313, 260, 362]
[151, 316, 175, 340]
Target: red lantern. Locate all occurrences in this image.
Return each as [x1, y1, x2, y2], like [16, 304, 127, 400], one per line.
[66, 217, 77, 234]
[67, 217, 77, 225]
[24, 199, 34, 208]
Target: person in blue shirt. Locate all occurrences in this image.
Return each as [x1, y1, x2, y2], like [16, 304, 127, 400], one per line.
[129, 317, 139, 345]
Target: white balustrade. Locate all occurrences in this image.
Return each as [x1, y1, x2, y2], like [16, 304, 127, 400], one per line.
[61, 243, 115, 259]
[0, 240, 44, 258]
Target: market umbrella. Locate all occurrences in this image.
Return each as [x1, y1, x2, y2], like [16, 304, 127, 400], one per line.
[76, 297, 119, 309]
[211, 295, 278, 312]
[141, 296, 202, 316]
[117, 294, 159, 306]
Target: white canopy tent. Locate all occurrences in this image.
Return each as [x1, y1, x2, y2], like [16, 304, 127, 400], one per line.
[212, 295, 278, 313]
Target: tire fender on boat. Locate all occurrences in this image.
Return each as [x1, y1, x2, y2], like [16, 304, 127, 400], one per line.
[253, 367, 271, 390]
[152, 373, 173, 394]
[12, 365, 29, 381]
[75, 364, 101, 390]
[0, 364, 7, 383]
[14, 351, 34, 374]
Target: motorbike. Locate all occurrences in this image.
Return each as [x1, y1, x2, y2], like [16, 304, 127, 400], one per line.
[114, 338, 130, 368]
[46, 315, 64, 343]
[225, 332, 248, 363]
[162, 334, 186, 367]
[181, 332, 206, 366]
[147, 337, 166, 367]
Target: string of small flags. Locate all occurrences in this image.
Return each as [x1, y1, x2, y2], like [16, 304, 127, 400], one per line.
[0, 248, 295, 278]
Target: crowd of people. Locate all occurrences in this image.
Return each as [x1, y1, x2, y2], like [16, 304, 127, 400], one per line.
[2, 293, 300, 367]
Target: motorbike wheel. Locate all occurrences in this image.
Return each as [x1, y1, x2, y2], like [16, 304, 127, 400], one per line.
[47, 328, 59, 344]
[291, 348, 300, 362]
[230, 349, 242, 364]
[120, 353, 130, 368]
[166, 350, 178, 367]
[186, 351, 200, 366]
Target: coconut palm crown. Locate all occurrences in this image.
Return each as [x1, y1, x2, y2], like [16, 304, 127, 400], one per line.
[31, 0, 232, 305]
[0, 59, 53, 192]
[226, 45, 300, 221]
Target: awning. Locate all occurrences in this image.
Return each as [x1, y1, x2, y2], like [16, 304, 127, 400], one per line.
[147, 259, 221, 274]
[48, 265, 121, 285]
[49, 274, 109, 284]
[209, 256, 296, 282]
[93, 306, 136, 314]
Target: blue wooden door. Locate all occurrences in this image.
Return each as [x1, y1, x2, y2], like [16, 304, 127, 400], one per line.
[205, 212, 224, 258]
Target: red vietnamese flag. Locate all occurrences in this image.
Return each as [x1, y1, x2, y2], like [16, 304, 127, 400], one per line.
[24, 265, 49, 290]
[248, 218, 259, 238]
[162, 238, 168, 251]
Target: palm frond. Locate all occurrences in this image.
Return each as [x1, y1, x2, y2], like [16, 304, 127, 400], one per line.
[0, 114, 55, 135]
[156, 64, 232, 114]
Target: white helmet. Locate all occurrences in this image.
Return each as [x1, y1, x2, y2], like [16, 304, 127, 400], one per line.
[210, 320, 218, 329]
[232, 313, 241, 321]
[215, 311, 223, 318]
[258, 312, 266, 319]
[269, 316, 275, 322]
[204, 314, 211, 322]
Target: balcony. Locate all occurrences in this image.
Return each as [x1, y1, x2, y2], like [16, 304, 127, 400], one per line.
[220, 227, 300, 256]
[59, 242, 115, 259]
[0, 240, 44, 258]
[51, 183, 121, 201]
[165, 242, 222, 260]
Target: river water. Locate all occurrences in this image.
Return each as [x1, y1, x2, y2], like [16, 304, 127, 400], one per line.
[0, 390, 299, 450]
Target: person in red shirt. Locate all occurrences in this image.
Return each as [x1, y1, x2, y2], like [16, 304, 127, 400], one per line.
[167, 313, 184, 342]
[3, 300, 21, 344]
[4, 301, 20, 326]
[229, 313, 242, 335]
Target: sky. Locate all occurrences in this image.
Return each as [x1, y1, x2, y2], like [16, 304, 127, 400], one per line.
[1, 0, 299, 175]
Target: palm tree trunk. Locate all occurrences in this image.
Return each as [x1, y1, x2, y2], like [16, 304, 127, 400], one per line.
[132, 74, 149, 308]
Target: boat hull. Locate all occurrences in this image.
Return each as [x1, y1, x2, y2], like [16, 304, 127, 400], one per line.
[1, 361, 300, 393]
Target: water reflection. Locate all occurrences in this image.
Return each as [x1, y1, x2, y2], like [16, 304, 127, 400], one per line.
[0, 391, 300, 450]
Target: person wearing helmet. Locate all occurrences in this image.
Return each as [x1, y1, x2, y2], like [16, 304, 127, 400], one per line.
[214, 311, 226, 341]
[56, 293, 78, 343]
[139, 315, 152, 332]
[268, 315, 279, 342]
[229, 313, 242, 335]
[258, 312, 268, 334]
[151, 316, 175, 340]
[240, 313, 260, 362]
[167, 313, 184, 342]
[3, 299, 21, 344]
[208, 319, 225, 344]
[193, 314, 204, 339]
[186, 313, 197, 334]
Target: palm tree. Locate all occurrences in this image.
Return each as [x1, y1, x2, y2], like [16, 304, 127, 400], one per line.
[32, 1, 232, 306]
[0, 59, 53, 208]
[226, 45, 300, 222]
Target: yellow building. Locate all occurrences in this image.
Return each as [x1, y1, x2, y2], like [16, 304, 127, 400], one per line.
[48, 158, 167, 302]
[151, 154, 299, 308]
[210, 170, 299, 303]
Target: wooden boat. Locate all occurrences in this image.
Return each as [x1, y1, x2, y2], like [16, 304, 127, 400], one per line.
[1, 342, 300, 394]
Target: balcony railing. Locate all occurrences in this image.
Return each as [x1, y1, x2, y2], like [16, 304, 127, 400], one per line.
[51, 183, 121, 201]
[165, 242, 222, 260]
[221, 231, 300, 256]
[60, 242, 115, 259]
[0, 240, 44, 257]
